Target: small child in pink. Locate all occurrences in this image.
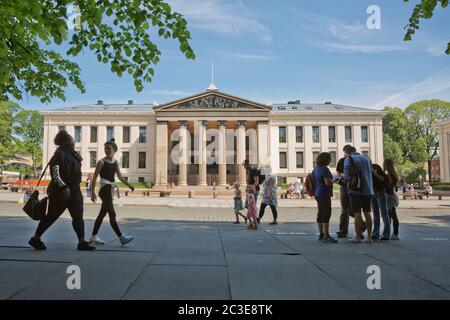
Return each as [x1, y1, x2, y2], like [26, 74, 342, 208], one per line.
[246, 185, 258, 230]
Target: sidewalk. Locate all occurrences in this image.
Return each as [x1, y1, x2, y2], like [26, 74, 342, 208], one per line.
[2, 191, 450, 209]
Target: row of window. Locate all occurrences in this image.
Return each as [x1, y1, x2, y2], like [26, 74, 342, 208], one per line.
[278, 151, 369, 169]
[58, 126, 147, 144]
[279, 126, 369, 144]
[88, 151, 147, 169]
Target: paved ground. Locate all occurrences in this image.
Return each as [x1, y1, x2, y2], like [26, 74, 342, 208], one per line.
[0, 203, 449, 300]
[2, 191, 450, 209]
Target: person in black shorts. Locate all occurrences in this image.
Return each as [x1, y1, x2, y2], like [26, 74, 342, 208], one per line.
[336, 145, 366, 238]
[343, 146, 374, 243]
[90, 139, 135, 246]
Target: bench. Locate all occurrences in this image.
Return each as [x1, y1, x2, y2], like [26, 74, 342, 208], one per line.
[428, 191, 450, 200]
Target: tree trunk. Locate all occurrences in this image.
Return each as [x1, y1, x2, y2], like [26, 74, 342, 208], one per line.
[428, 159, 432, 183]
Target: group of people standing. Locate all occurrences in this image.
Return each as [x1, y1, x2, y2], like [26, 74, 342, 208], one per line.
[311, 144, 400, 243]
[232, 145, 401, 245]
[28, 130, 135, 251]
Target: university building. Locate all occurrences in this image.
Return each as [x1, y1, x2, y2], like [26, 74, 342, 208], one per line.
[41, 87, 384, 187]
[437, 119, 450, 183]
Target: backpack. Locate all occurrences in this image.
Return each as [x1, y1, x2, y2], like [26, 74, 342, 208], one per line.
[347, 157, 362, 190]
[304, 170, 316, 197]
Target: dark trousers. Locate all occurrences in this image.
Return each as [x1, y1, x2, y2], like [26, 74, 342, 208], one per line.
[339, 186, 352, 233]
[35, 187, 85, 239]
[389, 206, 399, 235]
[258, 203, 278, 220]
[92, 185, 122, 237]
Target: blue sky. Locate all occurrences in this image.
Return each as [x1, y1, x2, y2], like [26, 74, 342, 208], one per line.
[18, 0, 450, 110]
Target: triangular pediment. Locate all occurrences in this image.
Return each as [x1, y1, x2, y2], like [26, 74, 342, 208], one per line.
[154, 90, 271, 111]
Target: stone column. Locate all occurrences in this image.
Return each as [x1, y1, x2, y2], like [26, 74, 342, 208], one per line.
[155, 121, 168, 187]
[198, 120, 208, 186]
[178, 121, 188, 186]
[257, 121, 270, 168]
[237, 120, 247, 186]
[218, 120, 227, 186]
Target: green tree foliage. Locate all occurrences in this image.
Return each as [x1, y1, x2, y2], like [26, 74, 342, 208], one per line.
[0, 0, 195, 103]
[403, 0, 449, 55]
[13, 110, 44, 177]
[383, 134, 404, 165]
[0, 101, 21, 166]
[383, 100, 450, 182]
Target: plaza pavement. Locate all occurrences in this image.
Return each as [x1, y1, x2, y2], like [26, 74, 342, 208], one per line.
[0, 202, 449, 300]
[1, 191, 450, 209]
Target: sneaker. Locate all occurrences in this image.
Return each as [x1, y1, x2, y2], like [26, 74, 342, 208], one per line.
[336, 231, 347, 238]
[28, 237, 46, 250]
[89, 235, 105, 245]
[323, 235, 338, 243]
[380, 237, 390, 241]
[318, 233, 325, 241]
[244, 217, 248, 224]
[256, 217, 261, 224]
[390, 234, 400, 240]
[77, 241, 96, 251]
[349, 238, 362, 243]
[233, 221, 240, 224]
[269, 221, 278, 225]
[119, 235, 134, 246]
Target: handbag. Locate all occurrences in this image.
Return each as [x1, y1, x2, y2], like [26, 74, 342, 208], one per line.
[22, 162, 50, 221]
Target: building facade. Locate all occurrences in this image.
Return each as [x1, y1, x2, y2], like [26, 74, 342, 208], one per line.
[41, 89, 384, 186]
[437, 119, 450, 183]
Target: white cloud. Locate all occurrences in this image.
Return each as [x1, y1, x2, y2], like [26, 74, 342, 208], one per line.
[373, 66, 450, 108]
[168, 0, 271, 42]
[149, 89, 195, 97]
[323, 42, 406, 53]
[204, 51, 273, 60]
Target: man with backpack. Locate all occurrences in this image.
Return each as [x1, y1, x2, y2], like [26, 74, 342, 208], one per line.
[344, 146, 374, 243]
[336, 145, 367, 239]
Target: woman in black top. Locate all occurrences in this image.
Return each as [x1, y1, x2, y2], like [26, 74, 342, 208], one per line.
[90, 139, 135, 245]
[28, 130, 95, 251]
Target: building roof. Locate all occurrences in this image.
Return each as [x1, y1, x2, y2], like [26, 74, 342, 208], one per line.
[272, 103, 381, 114]
[41, 103, 154, 114]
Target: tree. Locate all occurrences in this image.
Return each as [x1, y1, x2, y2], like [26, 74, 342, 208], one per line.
[383, 107, 409, 150]
[0, 0, 195, 103]
[404, 99, 450, 181]
[13, 110, 44, 177]
[0, 101, 21, 166]
[403, 0, 449, 55]
[383, 134, 404, 165]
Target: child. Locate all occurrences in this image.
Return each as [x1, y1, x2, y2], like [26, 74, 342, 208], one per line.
[90, 139, 135, 245]
[233, 183, 247, 224]
[246, 185, 258, 230]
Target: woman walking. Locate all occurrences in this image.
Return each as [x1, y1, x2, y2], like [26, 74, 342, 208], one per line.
[90, 139, 135, 245]
[258, 171, 278, 225]
[28, 130, 95, 251]
[313, 152, 338, 243]
[384, 159, 400, 240]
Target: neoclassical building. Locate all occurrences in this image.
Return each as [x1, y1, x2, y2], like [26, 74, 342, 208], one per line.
[438, 119, 450, 183]
[42, 88, 384, 187]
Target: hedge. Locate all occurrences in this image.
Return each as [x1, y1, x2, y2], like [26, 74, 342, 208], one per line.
[431, 183, 450, 191]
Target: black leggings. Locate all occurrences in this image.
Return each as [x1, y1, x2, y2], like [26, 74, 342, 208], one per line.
[35, 187, 85, 240]
[315, 196, 332, 224]
[258, 203, 278, 220]
[389, 206, 399, 235]
[92, 185, 122, 237]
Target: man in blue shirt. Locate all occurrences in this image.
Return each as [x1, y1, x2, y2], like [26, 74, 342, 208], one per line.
[344, 146, 374, 243]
